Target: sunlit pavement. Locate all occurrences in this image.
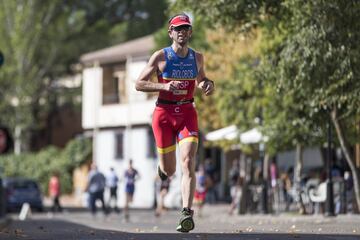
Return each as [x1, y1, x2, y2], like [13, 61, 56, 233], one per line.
[1, 204, 359, 239]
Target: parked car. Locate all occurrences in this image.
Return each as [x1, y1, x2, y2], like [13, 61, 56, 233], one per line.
[2, 177, 43, 212]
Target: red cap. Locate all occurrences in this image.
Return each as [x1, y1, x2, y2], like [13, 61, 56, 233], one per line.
[169, 15, 192, 28]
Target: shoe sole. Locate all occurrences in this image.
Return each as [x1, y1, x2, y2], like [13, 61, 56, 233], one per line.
[176, 216, 194, 232]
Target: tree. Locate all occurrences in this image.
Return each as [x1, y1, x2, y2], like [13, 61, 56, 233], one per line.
[173, 0, 360, 210]
[0, 0, 168, 151]
[275, 0, 360, 211]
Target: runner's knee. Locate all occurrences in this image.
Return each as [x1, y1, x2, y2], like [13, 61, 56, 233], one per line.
[181, 156, 195, 174]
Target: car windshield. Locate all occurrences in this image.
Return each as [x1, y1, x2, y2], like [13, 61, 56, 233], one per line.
[10, 181, 39, 190]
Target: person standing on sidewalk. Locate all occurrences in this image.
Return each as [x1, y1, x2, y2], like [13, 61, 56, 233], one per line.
[106, 167, 120, 213]
[135, 13, 215, 232]
[87, 163, 108, 216]
[48, 171, 62, 213]
[124, 160, 139, 220]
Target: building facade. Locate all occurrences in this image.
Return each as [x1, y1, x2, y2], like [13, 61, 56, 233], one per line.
[81, 35, 165, 208]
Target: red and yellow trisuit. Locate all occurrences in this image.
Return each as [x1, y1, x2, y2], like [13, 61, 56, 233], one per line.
[152, 46, 199, 154]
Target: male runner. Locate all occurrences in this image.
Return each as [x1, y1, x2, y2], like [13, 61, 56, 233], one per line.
[135, 13, 214, 232]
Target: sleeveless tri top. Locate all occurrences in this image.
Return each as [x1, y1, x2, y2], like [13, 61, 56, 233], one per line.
[158, 46, 198, 102]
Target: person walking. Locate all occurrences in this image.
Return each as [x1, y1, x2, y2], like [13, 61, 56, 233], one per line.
[48, 171, 62, 213]
[203, 158, 218, 204]
[87, 163, 107, 216]
[135, 12, 215, 232]
[124, 160, 139, 220]
[228, 159, 240, 214]
[228, 176, 244, 215]
[106, 167, 120, 213]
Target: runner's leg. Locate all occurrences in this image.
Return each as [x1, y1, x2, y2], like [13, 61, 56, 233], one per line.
[179, 141, 198, 209]
[159, 151, 176, 177]
[152, 107, 177, 177]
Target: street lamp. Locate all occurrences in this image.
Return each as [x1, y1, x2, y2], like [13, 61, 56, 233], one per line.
[257, 116, 268, 214]
[260, 142, 269, 214]
[325, 115, 335, 216]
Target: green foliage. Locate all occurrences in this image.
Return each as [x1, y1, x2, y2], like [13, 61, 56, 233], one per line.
[173, 0, 360, 209]
[0, 0, 168, 149]
[256, 0, 360, 147]
[277, 1, 360, 116]
[174, 0, 360, 152]
[172, 0, 282, 32]
[0, 138, 91, 194]
[153, 14, 210, 51]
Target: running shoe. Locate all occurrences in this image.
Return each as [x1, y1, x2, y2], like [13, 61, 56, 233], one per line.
[176, 208, 195, 232]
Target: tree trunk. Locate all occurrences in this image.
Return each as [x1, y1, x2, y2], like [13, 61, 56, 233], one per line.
[294, 143, 306, 214]
[331, 108, 360, 212]
[263, 153, 270, 180]
[294, 144, 303, 186]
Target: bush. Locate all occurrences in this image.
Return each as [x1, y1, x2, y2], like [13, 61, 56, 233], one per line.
[0, 138, 91, 195]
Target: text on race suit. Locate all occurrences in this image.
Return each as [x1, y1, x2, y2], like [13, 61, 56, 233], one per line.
[171, 69, 194, 79]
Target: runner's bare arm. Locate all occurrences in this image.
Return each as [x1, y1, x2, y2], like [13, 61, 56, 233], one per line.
[195, 52, 214, 96]
[135, 51, 181, 92]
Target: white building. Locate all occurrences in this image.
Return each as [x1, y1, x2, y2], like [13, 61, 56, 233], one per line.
[81, 35, 182, 208]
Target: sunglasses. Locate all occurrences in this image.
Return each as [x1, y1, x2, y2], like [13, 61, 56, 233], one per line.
[172, 25, 191, 32]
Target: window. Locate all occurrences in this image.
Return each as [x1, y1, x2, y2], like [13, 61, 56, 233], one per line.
[102, 64, 126, 105]
[114, 132, 124, 159]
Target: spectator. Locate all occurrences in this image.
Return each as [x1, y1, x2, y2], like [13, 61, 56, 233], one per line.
[87, 163, 107, 216]
[204, 158, 218, 204]
[124, 159, 139, 220]
[106, 167, 120, 213]
[270, 160, 278, 188]
[228, 176, 244, 215]
[280, 171, 293, 211]
[344, 171, 354, 213]
[228, 159, 240, 209]
[48, 171, 62, 213]
[229, 159, 240, 188]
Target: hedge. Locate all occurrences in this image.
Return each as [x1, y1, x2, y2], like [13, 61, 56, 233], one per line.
[0, 138, 92, 195]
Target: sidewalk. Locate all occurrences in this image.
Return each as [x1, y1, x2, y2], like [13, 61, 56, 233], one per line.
[43, 194, 85, 208]
[0, 217, 10, 230]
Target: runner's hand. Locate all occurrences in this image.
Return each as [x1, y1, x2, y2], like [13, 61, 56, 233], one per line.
[165, 81, 181, 92]
[202, 79, 214, 96]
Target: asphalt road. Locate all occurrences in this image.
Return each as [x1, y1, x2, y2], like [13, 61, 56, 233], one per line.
[0, 205, 359, 240]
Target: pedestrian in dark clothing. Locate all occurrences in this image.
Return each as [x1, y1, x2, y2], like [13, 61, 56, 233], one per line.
[124, 159, 139, 220]
[87, 163, 107, 216]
